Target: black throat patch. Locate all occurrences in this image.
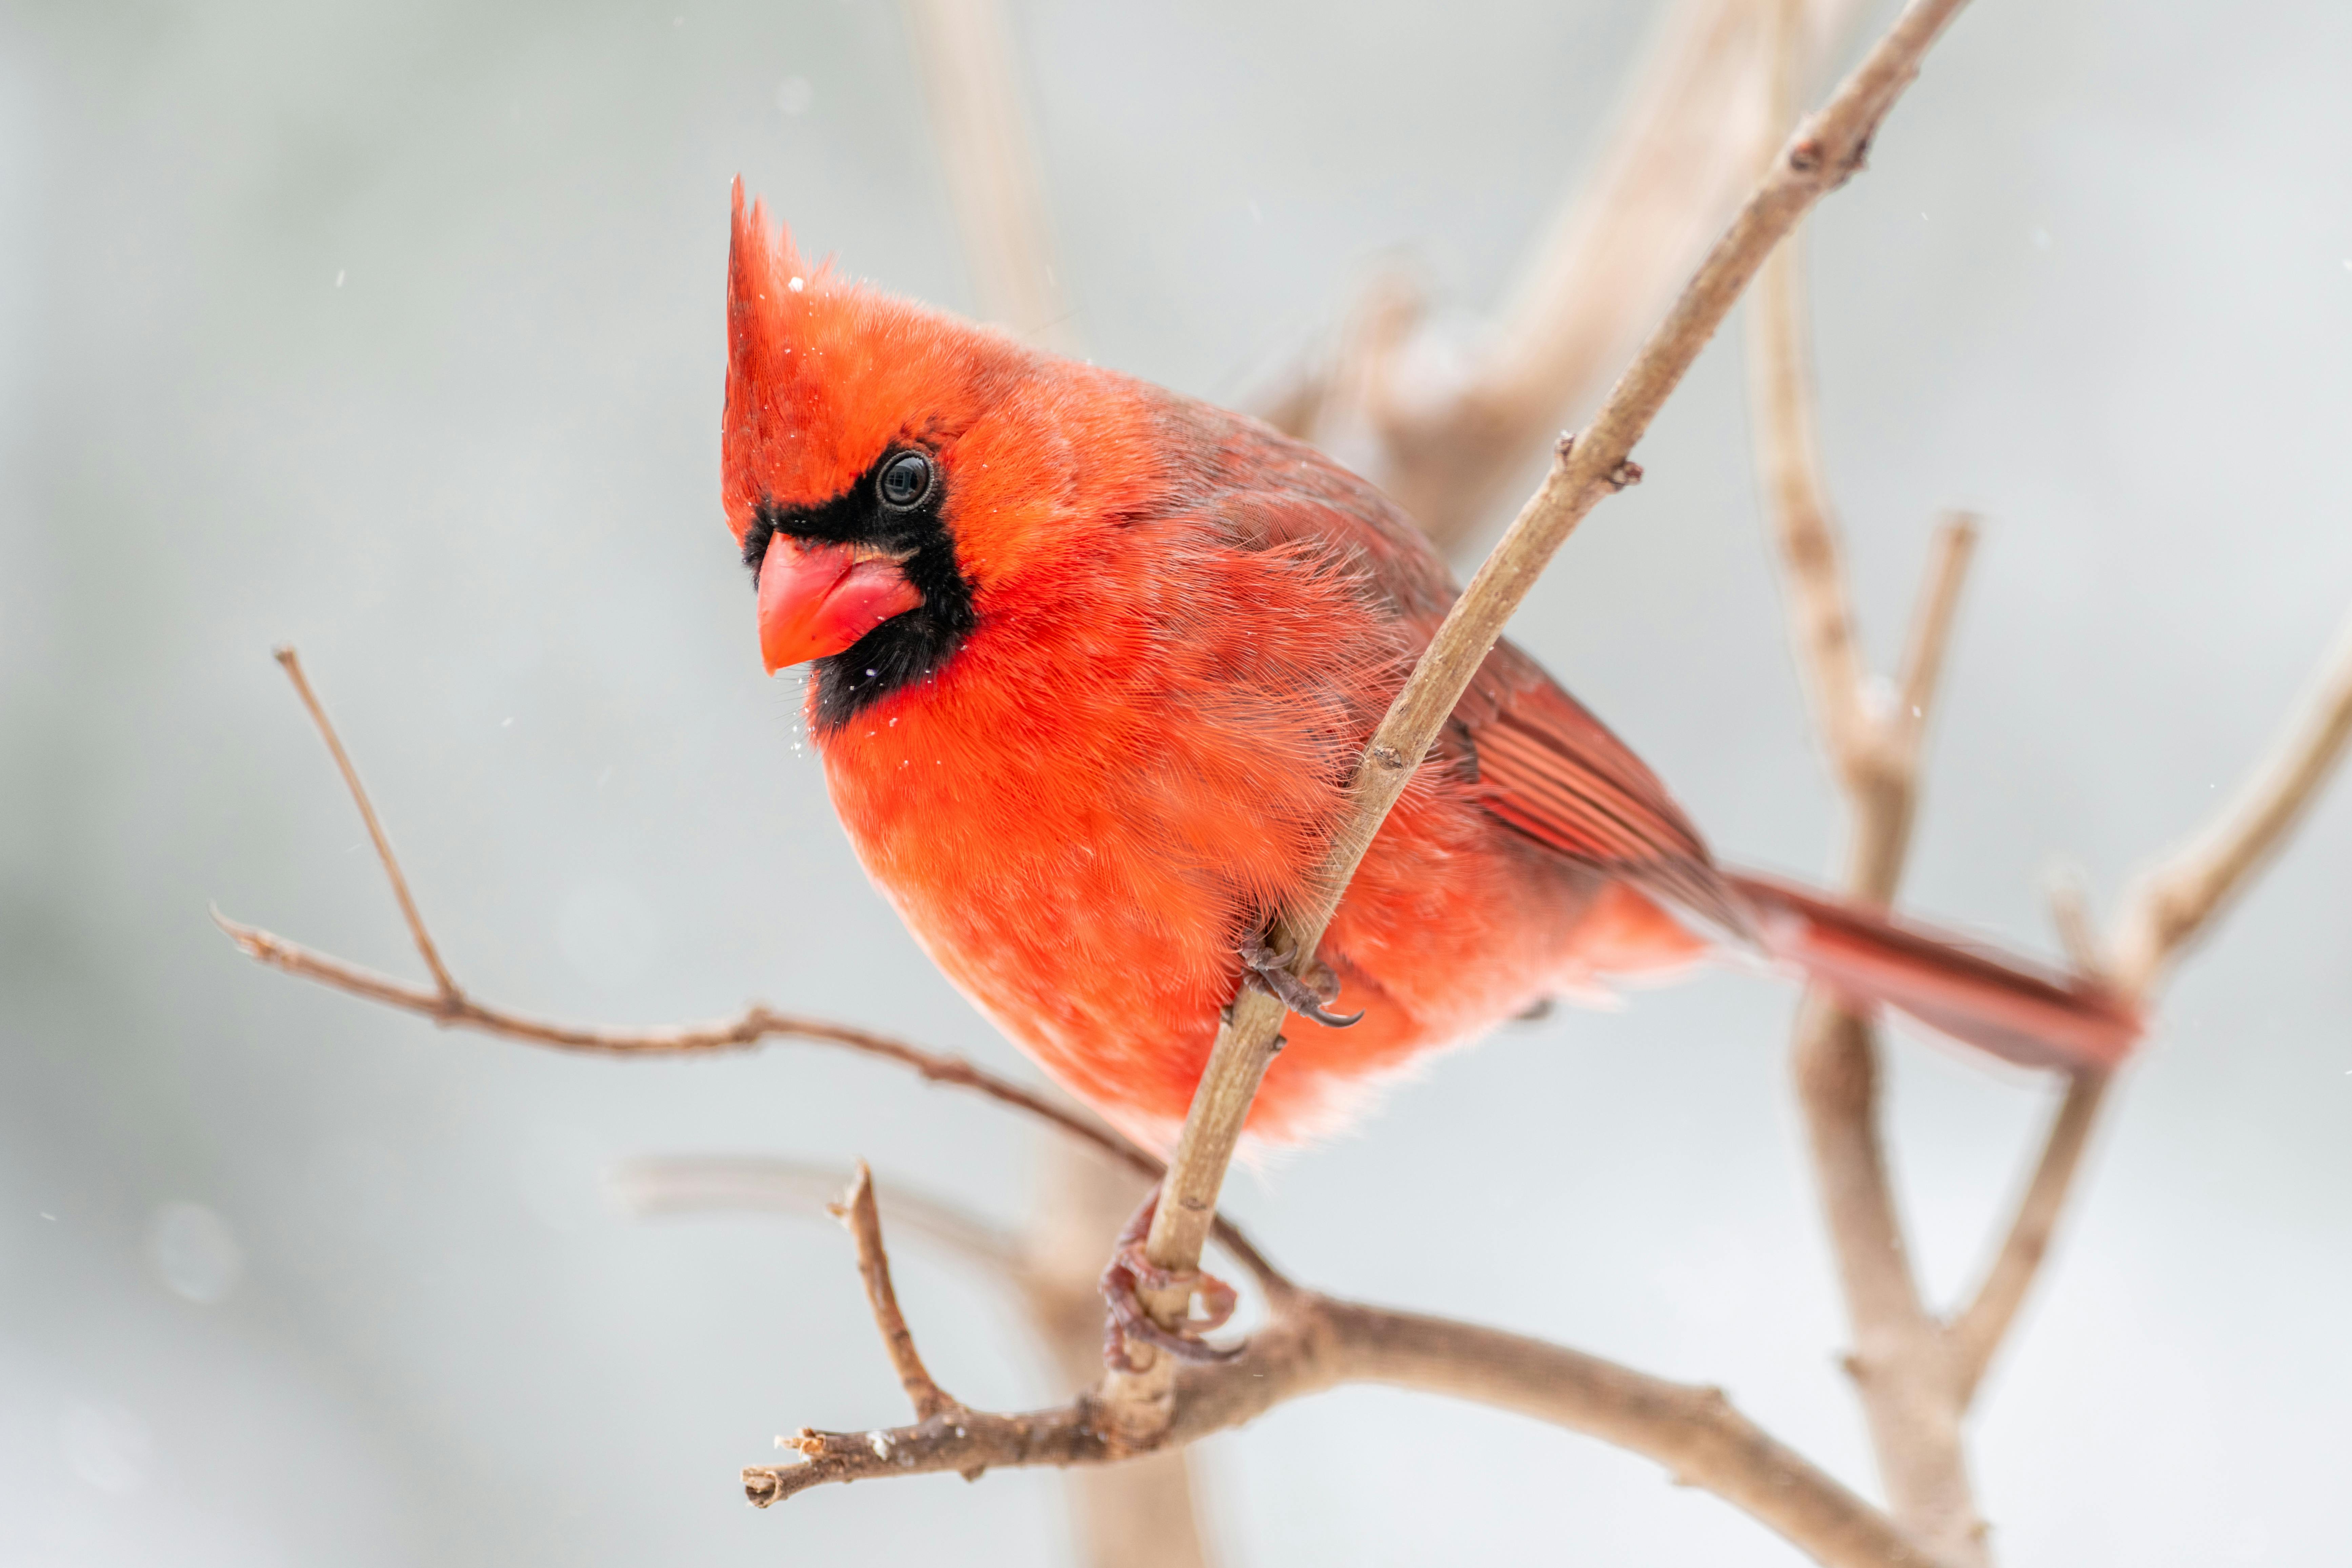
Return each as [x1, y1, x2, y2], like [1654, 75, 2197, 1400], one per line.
[743, 446, 978, 732]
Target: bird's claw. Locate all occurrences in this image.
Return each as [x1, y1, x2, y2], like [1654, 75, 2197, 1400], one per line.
[1238, 932, 1364, 1028]
[1099, 1186, 1243, 1371]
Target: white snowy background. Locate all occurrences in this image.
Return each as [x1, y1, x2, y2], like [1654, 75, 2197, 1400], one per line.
[1, 1, 2346, 1563]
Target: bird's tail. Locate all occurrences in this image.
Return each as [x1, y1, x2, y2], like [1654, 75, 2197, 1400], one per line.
[1724, 870, 2140, 1072]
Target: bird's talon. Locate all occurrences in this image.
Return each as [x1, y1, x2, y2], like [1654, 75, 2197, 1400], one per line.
[1097, 1186, 1244, 1371]
[1238, 932, 1365, 1028]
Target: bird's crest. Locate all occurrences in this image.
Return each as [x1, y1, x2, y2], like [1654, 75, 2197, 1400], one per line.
[722, 181, 1031, 547]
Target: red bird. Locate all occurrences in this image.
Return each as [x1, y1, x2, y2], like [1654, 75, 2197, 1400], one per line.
[720, 186, 2136, 1152]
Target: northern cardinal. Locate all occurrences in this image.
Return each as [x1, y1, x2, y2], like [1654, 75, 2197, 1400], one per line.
[720, 185, 2136, 1151]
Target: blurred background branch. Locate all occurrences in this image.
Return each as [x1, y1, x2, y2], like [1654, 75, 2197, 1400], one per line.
[899, 0, 1081, 357]
[1270, 0, 1872, 555]
[1743, 0, 2352, 1556]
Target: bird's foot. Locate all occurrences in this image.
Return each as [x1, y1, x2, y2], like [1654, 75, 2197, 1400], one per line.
[1238, 931, 1364, 1028]
[1098, 1186, 1242, 1372]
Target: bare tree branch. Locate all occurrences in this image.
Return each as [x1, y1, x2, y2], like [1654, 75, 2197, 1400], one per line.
[746, 1274, 1946, 1568]
[270, 646, 459, 1004]
[233, 643, 1947, 1562]
[1746, 206, 1874, 783]
[1790, 991, 1983, 1562]
[618, 1146, 1218, 1568]
[1946, 1071, 2107, 1402]
[1131, 0, 1981, 1398]
[2105, 613, 2352, 996]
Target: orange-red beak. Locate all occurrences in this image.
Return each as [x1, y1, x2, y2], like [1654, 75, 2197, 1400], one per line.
[757, 534, 925, 674]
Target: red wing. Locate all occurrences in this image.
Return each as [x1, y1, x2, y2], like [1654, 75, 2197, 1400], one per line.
[1451, 643, 1743, 930]
[1184, 403, 1734, 924]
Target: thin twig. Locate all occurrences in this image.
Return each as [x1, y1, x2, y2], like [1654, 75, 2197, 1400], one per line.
[220, 652, 1283, 1290]
[1946, 1071, 2108, 1402]
[271, 647, 459, 1004]
[835, 1162, 959, 1421]
[1894, 517, 1979, 746]
[1134, 0, 1979, 1395]
[215, 906, 1124, 1157]
[2105, 611, 2352, 996]
[1852, 515, 1976, 900]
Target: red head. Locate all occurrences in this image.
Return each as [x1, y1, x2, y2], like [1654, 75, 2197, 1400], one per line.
[722, 182, 1169, 729]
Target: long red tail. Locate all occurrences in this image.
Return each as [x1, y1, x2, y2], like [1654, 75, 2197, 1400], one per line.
[1725, 871, 2140, 1071]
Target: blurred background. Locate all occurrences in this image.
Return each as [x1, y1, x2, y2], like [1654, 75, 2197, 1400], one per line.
[2, 0, 2348, 1563]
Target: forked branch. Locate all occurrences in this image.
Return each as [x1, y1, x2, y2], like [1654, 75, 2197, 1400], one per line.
[750, 1205, 1944, 1568]
[1951, 605, 2352, 1392]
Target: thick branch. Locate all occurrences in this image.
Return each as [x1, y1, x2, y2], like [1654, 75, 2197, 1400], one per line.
[748, 1285, 1942, 1567]
[1139, 0, 1977, 1342]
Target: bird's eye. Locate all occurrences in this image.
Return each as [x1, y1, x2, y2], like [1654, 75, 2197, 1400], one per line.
[877, 450, 933, 510]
